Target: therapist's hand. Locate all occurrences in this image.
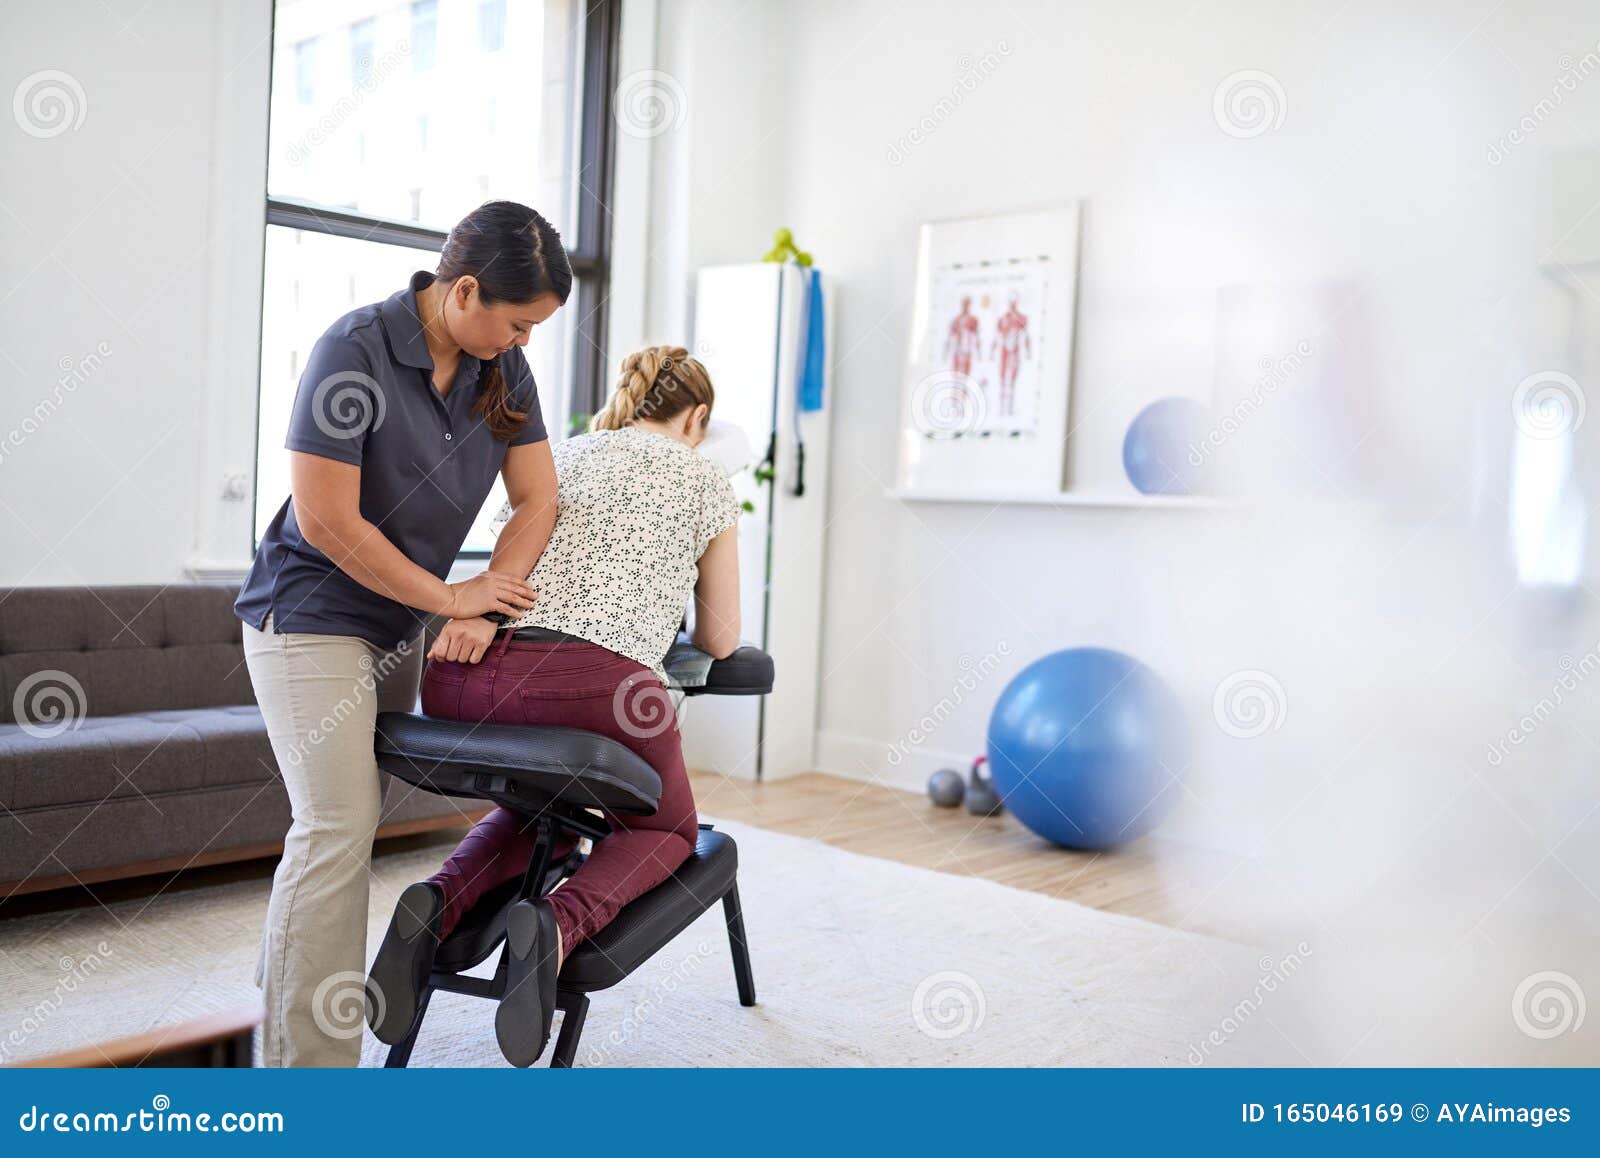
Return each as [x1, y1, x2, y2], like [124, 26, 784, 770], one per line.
[444, 571, 538, 619]
[428, 616, 499, 664]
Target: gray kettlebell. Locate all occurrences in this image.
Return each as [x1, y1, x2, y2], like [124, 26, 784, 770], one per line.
[965, 756, 1004, 817]
[927, 767, 966, 808]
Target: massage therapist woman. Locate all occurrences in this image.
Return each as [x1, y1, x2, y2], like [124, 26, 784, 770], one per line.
[233, 201, 570, 1066]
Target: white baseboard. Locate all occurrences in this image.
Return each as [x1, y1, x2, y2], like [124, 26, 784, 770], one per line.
[184, 559, 253, 584]
[813, 729, 977, 796]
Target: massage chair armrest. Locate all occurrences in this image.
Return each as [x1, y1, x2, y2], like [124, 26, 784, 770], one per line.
[667, 634, 775, 697]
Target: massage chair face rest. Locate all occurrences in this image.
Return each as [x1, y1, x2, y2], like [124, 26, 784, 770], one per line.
[694, 418, 756, 478]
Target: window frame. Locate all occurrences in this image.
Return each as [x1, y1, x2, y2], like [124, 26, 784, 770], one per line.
[258, 0, 622, 559]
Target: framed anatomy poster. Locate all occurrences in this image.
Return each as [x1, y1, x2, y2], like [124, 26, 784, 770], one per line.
[896, 204, 1080, 497]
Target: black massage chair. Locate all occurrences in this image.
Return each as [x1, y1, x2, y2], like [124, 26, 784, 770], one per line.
[368, 637, 773, 1067]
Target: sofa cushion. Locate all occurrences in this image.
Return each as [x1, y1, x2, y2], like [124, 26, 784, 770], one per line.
[0, 585, 255, 724]
[0, 705, 277, 811]
[0, 781, 298, 884]
[0, 584, 486, 889]
[0, 705, 484, 886]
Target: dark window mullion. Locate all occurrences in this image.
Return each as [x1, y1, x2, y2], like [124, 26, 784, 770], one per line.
[569, 0, 621, 422]
[266, 196, 448, 252]
[265, 199, 606, 279]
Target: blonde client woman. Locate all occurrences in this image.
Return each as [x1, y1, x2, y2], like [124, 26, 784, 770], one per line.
[366, 345, 742, 1065]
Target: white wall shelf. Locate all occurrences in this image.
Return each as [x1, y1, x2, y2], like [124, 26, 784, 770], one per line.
[885, 487, 1235, 510]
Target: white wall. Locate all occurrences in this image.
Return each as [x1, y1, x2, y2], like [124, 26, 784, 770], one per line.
[5, 0, 1600, 1062]
[640, 0, 1600, 1061]
[6, 0, 1596, 812]
[787, 0, 1455, 788]
[0, 0, 631, 587]
[640, 0, 794, 342]
[637, 0, 1600, 792]
[0, 1, 271, 584]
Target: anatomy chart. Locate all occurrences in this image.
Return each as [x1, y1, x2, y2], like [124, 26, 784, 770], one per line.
[928, 257, 1048, 435]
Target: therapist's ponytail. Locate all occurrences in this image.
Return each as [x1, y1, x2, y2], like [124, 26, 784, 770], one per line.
[436, 201, 573, 441]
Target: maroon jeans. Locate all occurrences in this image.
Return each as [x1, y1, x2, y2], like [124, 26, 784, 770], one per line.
[418, 632, 698, 956]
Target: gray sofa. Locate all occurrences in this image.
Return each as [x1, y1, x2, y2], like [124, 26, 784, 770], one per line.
[0, 584, 484, 896]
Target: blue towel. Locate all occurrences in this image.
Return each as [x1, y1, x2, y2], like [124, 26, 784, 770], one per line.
[798, 268, 826, 412]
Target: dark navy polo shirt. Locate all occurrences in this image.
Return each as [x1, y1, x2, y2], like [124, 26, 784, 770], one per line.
[235, 270, 548, 650]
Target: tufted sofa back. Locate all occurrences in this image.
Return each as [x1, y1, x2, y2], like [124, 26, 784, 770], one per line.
[0, 585, 257, 724]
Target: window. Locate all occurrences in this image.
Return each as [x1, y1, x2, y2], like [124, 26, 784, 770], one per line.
[479, 0, 506, 52]
[257, 0, 620, 555]
[293, 38, 316, 105]
[1512, 426, 1584, 585]
[349, 18, 375, 87]
[410, 0, 437, 71]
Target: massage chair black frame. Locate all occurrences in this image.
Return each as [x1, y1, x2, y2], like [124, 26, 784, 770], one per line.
[370, 638, 773, 1067]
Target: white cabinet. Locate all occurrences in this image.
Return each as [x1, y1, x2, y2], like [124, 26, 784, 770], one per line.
[680, 263, 835, 781]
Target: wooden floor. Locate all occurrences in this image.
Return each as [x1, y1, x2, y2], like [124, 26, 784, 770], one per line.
[689, 768, 1263, 945]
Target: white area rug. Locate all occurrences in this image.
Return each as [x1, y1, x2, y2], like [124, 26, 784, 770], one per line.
[0, 818, 1276, 1066]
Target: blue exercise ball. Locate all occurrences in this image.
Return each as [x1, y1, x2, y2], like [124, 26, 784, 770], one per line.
[986, 648, 1187, 850]
[1122, 397, 1209, 495]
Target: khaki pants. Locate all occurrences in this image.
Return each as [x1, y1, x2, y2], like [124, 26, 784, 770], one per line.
[242, 612, 424, 1067]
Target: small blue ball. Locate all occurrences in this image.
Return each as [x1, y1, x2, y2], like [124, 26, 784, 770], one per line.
[1123, 397, 1210, 495]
